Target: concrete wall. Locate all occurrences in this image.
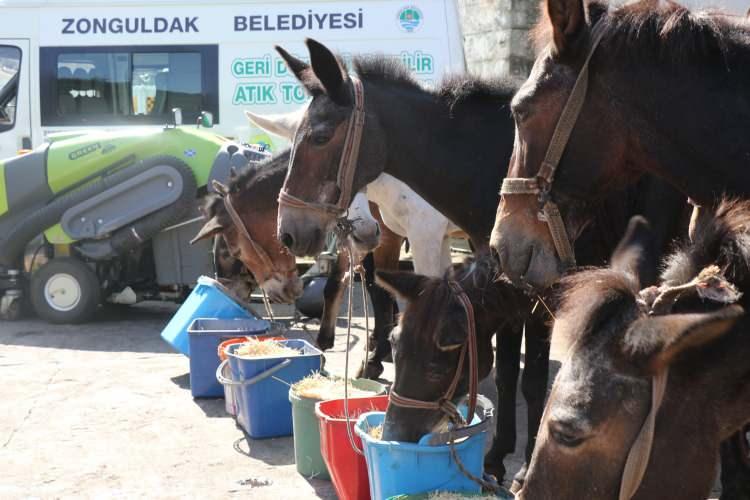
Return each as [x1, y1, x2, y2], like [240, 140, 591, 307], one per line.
[456, 0, 539, 79]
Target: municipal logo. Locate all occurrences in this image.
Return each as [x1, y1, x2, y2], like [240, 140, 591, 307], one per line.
[397, 6, 422, 33]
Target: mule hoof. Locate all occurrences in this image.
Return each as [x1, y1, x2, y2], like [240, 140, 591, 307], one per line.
[356, 361, 384, 380]
[316, 334, 335, 351]
[483, 458, 506, 483]
[510, 463, 528, 493]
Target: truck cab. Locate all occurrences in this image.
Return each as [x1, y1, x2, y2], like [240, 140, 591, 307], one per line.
[0, 40, 30, 157]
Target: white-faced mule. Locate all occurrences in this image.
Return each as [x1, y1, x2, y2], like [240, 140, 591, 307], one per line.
[518, 201, 750, 500]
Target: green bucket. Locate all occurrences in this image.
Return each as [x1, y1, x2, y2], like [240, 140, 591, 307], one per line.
[289, 377, 386, 479]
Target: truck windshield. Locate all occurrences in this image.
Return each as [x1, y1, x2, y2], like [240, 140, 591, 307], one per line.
[0, 46, 21, 127]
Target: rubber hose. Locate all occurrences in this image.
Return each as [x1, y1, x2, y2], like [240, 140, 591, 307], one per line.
[0, 156, 192, 266]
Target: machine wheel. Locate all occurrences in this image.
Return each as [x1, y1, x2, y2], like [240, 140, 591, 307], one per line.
[30, 258, 101, 323]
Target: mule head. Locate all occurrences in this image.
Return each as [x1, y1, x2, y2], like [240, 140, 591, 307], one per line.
[519, 215, 745, 500]
[192, 167, 303, 304]
[274, 39, 386, 256]
[246, 103, 381, 259]
[490, 0, 640, 290]
[376, 256, 521, 442]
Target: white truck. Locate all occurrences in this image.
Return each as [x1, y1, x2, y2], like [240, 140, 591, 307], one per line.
[0, 0, 466, 157]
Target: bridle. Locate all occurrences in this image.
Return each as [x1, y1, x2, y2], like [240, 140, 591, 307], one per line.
[389, 280, 480, 426]
[499, 22, 607, 270]
[498, 20, 669, 499]
[277, 75, 366, 217]
[218, 187, 296, 284]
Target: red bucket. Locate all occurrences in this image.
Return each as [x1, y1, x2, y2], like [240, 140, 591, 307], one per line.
[315, 395, 389, 500]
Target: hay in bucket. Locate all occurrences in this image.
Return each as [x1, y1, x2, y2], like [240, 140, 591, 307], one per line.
[290, 373, 377, 400]
[366, 423, 383, 440]
[234, 338, 299, 358]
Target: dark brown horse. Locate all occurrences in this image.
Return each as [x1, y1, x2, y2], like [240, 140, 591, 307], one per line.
[491, 0, 750, 290]
[270, 39, 691, 486]
[518, 201, 750, 500]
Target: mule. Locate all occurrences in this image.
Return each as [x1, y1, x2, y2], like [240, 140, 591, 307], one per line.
[377, 254, 528, 442]
[246, 108, 462, 276]
[491, 0, 750, 290]
[270, 39, 690, 485]
[191, 148, 380, 304]
[519, 202, 750, 500]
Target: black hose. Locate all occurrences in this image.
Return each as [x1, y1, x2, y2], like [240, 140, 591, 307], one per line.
[0, 156, 194, 266]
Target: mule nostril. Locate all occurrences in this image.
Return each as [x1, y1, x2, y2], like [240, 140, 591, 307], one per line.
[280, 232, 294, 249]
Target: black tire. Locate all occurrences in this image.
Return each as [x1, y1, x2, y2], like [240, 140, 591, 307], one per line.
[30, 257, 101, 324]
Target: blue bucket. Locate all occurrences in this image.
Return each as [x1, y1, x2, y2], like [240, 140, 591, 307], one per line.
[217, 339, 322, 438]
[187, 318, 270, 398]
[355, 398, 494, 500]
[160, 276, 255, 356]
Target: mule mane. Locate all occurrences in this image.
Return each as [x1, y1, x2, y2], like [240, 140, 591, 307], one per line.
[200, 149, 289, 218]
[532, 0, 747, 65]
[408, 254, 520, 344]
[554, 268, 639, 351]
[662, 198, 750, 290]
[352, 55, 518, 112]
[555, 197, 750, 352]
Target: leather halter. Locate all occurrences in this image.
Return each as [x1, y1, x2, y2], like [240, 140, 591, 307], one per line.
[278, 76, 366, 217]
[500, 22, 607, 270]
[389, 280, 479, 425]
[222, 193, 295, 283]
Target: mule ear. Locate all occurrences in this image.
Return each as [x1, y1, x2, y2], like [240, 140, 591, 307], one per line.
[546, 0, 585, 55]
[190, 217, 225, 244]
[245, 108, 304, 139]
[306, 38, 350, 105]
[376, 270, 430, 302]
[610, 216, 656, 288]
[275, 45, 322, 96]
[625, 305, 743, 373]
[275, 45, 310, 80]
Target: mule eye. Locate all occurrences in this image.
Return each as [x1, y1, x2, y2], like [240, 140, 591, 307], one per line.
[549, 421, 586, 448]
[311, 133, 332, 146]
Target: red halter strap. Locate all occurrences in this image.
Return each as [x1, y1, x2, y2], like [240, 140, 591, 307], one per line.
[278, 76, 366, 216]
[389, 280, 479, 425]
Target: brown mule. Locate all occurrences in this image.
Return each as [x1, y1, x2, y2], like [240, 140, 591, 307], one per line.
[519, 202, 750, 500]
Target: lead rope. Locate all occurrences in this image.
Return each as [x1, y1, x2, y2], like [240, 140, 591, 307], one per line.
[342, 246, 370, 455]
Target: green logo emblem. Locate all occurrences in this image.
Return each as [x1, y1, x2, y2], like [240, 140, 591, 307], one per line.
[398, 6, 422, 33]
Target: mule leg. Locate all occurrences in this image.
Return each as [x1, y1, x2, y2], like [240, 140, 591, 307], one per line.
[485, 321, 523, 482]
[358, 206, 403, 379]
[356, 252, 396, 380]
[514, 308, 550, 491]
[719, 428, 750, 500]
[317, 252, 347, 351]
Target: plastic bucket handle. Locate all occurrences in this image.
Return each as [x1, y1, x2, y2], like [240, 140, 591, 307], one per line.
[216, 358, 292, 387]
[420, 394, 495, 446]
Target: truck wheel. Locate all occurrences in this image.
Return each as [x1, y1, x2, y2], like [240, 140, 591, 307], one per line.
[30, 258, 101, 323]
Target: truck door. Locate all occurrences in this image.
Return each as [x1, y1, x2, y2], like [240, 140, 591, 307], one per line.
[0, 40, 30, 158]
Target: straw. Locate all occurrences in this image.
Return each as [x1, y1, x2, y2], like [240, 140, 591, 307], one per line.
[290, 372, 376, 400]
[234, 338, 299, 358]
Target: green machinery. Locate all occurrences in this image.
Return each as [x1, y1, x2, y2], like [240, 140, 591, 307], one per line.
[0, 121, 269, 323]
